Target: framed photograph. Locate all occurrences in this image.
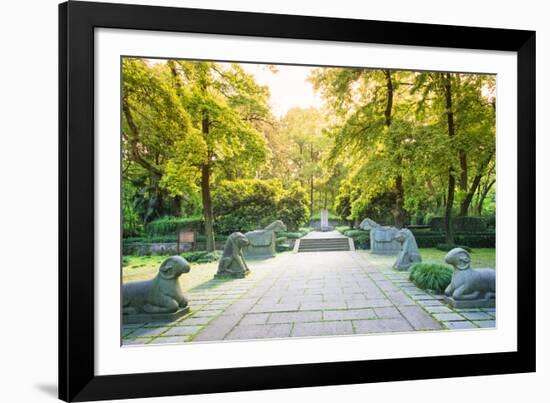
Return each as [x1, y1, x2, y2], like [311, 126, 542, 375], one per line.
[59, 1, 535, 401]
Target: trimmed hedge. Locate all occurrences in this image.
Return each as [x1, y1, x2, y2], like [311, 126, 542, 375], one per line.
[180, 250, 221, 264]
[411, 231, 495, 248]
[429, 216, 487, 233]
[341, 228, 494, 249]
[146, 216, 203, 236]
[409, 263, 452, 293]
[342, 229, 370, 249]
[124, 234, 228, 244]
[436, 243, 472, 252]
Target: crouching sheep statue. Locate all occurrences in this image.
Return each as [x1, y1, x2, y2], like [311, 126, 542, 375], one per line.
[443, 247, 496, 308]
[122, 256, 191, 323]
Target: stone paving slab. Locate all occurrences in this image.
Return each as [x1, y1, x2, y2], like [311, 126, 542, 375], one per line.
[443, 321, 478, 330]
[353, 318, 413, 333]
[323, 309, 376, 321]
[292, 321, 354, 337]
[226, 323, 292, 340]
[398, 306, 443, 330]
[269, 311, 323, 323]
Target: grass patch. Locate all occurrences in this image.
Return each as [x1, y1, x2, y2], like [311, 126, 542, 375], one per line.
[409, 263, 452, 293]
[420, 248, 495, 268]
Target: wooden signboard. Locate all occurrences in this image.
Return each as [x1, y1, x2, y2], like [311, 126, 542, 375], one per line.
[177, 229, 196, 253]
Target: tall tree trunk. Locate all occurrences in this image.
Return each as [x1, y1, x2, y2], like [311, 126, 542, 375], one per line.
[394, 175, 406, 229]
[444, 170, 456, 244]
[458, 174, 482, 216]
[477, 178, 496, 215]
[310, 175, 314, 218]
[201, 116, 215, 252]
[384, 70, 394, 128]
[443, 73, 456, 244]
[383, 69, 406, 227]
[201, 163, 215, 252]
[459, 152, 468, 191]
[459, 153, 494, 216]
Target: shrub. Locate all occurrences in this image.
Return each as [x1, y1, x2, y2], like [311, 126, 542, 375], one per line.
[279, 231, 305, 239]
[436, 243, 472, 252]
[276, 243, 291, 252]
[343, 229, 365, 238]
[409, 263, 453, 293]
[428, 216, 487, 233]
[146, 216, 203, 236]
[277, 182, 311, 230]
[181, 250, 221, 264]
[335, 225, 351, 234]
[341, 229, 370, 249]
[354, 233, 370, 249]
[213, 179, 309, 234]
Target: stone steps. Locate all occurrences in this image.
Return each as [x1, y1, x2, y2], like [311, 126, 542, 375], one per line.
[297, 238, 351, 252]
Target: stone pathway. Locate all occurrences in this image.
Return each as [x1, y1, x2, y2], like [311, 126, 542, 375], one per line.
[122, 250, 496, 346]
[301, 230, 347, 239]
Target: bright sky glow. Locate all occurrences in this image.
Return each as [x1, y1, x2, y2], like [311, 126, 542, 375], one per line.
[147, 58, 324, 118]
[240, 63, 324, 118]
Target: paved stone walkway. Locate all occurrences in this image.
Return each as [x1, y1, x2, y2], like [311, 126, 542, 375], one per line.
[122, 250, 496, 346]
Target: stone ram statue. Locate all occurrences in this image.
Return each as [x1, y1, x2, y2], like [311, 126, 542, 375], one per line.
[443, 247, 496, 308]
[359, 218, 401, 255]
[244, 220, 287, 259]
[122, 256, 191, 323]
[215, 232, 251, 278]
[393, 228, 422, 271]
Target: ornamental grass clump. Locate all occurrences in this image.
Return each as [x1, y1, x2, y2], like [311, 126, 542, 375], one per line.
[409, 263, 453, 293]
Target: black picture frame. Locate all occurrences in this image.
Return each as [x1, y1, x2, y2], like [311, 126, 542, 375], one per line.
[59, 1, 536, 401]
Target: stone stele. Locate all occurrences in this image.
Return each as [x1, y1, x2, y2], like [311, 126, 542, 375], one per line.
[244, 220, 287, 259]
[443, 247, 496, 308]
[216, 232, 251, 278]
[393, 228, 422, 271]
[122, 256, 191, 324]
[359, 218, 401, 255]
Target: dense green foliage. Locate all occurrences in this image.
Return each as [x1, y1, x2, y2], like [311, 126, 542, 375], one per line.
[145, 216, 203, 236]
[311, 68, 496, 242]
[121, 59, 496, 250]
[429, 216, 487, 232]
[409, 263, 453, 292]
[212, 179, 309, 234]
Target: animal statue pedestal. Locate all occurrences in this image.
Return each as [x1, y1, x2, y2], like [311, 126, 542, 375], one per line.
[216, 232, 251, 279]
[359, 218, 401, 255]
[123, 307, 190, 325]
[443, 248, 496, 309]
[244, 220, 287, 259]
[393, 228, 421, 271]
[443, 296, 495, 309]
[122, 256, 191, 325]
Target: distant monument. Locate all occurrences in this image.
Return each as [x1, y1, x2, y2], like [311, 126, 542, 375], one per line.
[216, 232, 251, 278]
[443, 248, 496, 308]
[320, 210, 330, 232]
[393, 228, 421, 271]
[359, 218, 401, 255]
[122, 256, 191, 324]
[244, 220, 287, 259]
